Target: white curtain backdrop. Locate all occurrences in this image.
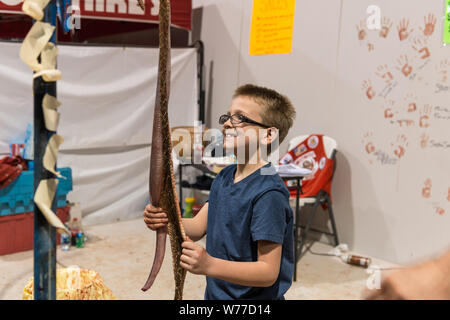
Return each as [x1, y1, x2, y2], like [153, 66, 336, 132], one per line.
[0, 41, 198, 225]
[59, 145, 151, 226]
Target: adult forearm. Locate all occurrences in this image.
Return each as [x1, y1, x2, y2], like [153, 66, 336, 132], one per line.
[435, 250, 450, 296]
[181, 218, 205, 242]
[436, 250, 450, 272]
[206, 256, 277, 287]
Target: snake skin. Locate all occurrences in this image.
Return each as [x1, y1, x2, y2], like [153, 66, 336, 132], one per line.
[141, 0, 187, 300]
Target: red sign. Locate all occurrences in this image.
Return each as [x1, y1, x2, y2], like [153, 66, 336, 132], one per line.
[0, 0, 192, 30]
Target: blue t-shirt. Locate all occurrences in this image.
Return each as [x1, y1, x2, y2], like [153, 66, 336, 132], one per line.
[204, 162, 294, 300]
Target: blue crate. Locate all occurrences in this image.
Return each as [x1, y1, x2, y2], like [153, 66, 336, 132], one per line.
[0, 167, 73, 217]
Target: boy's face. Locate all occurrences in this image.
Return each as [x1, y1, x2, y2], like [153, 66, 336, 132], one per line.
[222, 96, 267, 161]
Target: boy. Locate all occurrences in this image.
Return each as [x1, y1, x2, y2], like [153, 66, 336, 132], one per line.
[144, 84, 296, 299]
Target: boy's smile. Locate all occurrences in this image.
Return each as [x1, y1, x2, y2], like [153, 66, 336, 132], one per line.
[222, 96, 267, 154]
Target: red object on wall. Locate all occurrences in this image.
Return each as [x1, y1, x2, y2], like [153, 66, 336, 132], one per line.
[279, 134, 334, 202]
[0, 206, 70, 255]
[0, 0, 192, 30]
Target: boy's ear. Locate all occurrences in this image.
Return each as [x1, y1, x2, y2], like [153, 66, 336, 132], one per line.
[260, 127, 279, 145]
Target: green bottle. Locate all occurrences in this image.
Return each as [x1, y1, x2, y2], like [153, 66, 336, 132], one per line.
[184, 197, 195, 218]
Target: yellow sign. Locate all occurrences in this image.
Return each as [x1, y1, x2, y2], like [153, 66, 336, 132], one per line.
[249, 0, 296, 55]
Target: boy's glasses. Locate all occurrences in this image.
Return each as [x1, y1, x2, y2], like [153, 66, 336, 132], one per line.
[219, 114, 270, 128]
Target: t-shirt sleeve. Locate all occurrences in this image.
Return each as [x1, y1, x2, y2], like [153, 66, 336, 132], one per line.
[250, 190, 290, 244]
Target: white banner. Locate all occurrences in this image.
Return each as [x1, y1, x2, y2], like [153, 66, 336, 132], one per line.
[0, 42, 198, 153]
[58, 145, 151, 226]
[0, 41, 198, 225]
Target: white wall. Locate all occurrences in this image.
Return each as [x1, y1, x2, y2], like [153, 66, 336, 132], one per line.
[196, 0, 450, 264]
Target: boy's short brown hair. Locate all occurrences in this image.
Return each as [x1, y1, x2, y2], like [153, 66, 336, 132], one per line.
[233, 84, 296, 144]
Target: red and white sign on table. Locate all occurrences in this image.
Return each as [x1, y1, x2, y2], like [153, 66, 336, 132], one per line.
[0, 0, 192, 30]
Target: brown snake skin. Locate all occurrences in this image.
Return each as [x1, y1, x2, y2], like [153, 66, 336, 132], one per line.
[140, 0, 187, 300]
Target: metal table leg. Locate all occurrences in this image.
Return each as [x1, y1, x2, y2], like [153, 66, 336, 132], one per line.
[293, 178, 300, 282]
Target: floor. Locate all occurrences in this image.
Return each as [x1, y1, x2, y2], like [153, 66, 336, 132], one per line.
[0, 218, 397, 300]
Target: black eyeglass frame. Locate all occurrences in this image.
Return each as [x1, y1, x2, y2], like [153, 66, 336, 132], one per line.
[219, 113, 271, 129]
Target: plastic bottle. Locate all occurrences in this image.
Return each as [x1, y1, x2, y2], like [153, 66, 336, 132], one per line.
[69, 218, 81, 246]
[23, 123, 34, 160]
[76, 232, 85, 248]
[184, 197, 195, 218]
[60, 229, 71, 251]
[340, 254, 371, 268]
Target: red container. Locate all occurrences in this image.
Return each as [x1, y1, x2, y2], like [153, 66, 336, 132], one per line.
[0, 206, 70, 255]
[192, 204, 203, 217]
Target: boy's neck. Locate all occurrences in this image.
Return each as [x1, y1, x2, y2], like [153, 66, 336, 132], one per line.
[234, 150, 269, 183]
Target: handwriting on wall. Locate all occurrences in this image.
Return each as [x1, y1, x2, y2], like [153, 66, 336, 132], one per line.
[249, 0, 296, 55]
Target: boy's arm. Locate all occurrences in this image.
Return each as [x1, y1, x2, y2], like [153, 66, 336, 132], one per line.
[181, 202, 208, 242]
[181, 239, 282, 287]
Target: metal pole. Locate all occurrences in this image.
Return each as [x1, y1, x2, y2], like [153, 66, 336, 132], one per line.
[190, 40, 205, 124]
[33, 0, 58, 300]
[197, 41, 205, 125]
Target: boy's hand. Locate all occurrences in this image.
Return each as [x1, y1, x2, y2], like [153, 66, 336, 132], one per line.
[180, 237, 212, 275]
[143, 204, 168, 231]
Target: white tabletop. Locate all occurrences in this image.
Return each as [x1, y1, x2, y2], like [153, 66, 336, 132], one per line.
[274, 164, 312, 177]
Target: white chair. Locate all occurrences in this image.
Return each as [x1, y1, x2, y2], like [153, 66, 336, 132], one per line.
[287, 135, 339, 264]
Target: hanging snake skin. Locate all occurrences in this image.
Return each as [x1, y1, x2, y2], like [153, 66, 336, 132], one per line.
[140, 0, 187, 300]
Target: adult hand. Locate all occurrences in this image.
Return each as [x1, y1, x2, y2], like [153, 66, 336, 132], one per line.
[143, 203, 168, 231]
[365, 257, 450, 300]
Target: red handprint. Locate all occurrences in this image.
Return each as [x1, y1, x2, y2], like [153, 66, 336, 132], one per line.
[404, 93, 418, 113]
[420, 133, 429, 149]
[397, 19, 413, 41]
[408, 102, 417, 112]
[420, 14, 437, 36]
[362, 79, 376, 100]
[436, 59, 450, 83]
[375, 64, 394, 84]
[379, 17, 393, 38]
[356, 20, 367, 41]
[419, 104, 432, 128]
[422, 179, 432, 198]
[362, 132, 376, 155]
[412, 38, 431, 59]
[382, 99, 396, 119]
[396, 55, 413, 77]
[384, 109, 394, 118]
[434, 206, 445, 215]
[391, 134, 408, 159]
